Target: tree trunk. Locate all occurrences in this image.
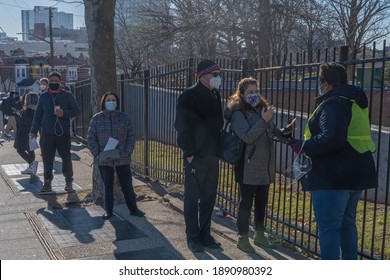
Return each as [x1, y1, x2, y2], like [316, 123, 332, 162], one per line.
[84, 0, 124, 204]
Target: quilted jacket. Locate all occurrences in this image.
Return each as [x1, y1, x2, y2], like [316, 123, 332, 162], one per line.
[87, 110, 135, 166]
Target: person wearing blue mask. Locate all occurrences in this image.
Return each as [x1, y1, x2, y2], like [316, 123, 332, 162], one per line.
[224, 77, 295, 253]
[87, 92, 144, 219]
[289, 62, 377, 259]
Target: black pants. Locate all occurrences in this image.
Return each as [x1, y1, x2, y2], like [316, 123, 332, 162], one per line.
[40, 133, 73, 183]
[99, 164, 138, 213]
[183, 154, 219, 242]
[237, 184, 270, 235]
[16, 148, 35, 165]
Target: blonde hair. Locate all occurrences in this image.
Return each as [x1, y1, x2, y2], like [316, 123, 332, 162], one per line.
[40, 77, 49, 84]
[227, 77, 268, 108]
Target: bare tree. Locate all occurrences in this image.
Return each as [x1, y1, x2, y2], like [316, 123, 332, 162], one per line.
[326, 0, 390, 59]
[83, 0, 121, 202]
[287, 0, 337, 62]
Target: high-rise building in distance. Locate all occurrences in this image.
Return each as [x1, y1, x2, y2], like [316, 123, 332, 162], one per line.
[21, 6, 73, 41]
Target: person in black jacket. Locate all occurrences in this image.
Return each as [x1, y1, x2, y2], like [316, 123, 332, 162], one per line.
[30, 71, 80, 193]
[4, 91, 19, 136]
[289, 62, 377, 259]
[174, 59, 224, 252]
[14, 93, 39, 176]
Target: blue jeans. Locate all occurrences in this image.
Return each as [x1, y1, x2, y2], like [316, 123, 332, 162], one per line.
[311, 189, 362, 260]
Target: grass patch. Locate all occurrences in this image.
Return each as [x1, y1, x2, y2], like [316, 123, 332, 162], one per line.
[131, 139, 390, 259]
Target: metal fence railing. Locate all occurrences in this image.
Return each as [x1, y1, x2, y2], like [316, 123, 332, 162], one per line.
[74, 44, 390, 259]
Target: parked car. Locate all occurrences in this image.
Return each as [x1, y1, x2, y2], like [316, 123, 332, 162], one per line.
[299, 76, 318, 82]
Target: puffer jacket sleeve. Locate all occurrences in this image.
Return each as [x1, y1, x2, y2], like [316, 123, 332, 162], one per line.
[87, 115, 100, 159]
[231, 111, 269, 144]
[304, 99, 350, 156]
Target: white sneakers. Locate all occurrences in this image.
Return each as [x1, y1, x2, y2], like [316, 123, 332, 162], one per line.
[21, 161, 38, 175]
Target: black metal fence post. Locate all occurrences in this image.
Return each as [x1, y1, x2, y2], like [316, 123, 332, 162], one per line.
[143, 69, 150, 176]
[188, 58, 194, 87]
[242, 58, 249, 78]
[120, 74, 125, 112]
[339, 46, 349, 64]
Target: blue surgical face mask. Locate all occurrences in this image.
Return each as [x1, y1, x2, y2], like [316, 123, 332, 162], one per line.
[318, 84, 326, 96]
[105, 101, 117, 111]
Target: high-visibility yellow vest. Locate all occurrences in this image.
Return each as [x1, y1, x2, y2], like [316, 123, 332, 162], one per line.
[304, 96, 375, 153]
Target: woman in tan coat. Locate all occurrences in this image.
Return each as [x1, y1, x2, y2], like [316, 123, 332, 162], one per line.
[224, 77, 293, 253]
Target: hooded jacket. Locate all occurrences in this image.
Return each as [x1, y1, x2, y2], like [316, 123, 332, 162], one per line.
[224, 101, 277, 185]
[300, 84, 377, 191]
[175, 81, 223, 157]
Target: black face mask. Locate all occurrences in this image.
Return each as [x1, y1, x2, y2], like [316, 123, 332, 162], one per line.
[49, 82, 60, 91]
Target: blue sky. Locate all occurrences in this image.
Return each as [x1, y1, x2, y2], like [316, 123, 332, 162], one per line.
[0, 0, 85, 40]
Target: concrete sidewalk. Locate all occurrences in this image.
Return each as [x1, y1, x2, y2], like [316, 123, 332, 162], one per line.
[0, 138, 309, 260]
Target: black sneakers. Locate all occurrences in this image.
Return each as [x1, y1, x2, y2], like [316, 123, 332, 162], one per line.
[130, 209, 145, 217]
[102, 212, 113, 220]
[201, 237, 222, 249]
[187, 238, 204, 252]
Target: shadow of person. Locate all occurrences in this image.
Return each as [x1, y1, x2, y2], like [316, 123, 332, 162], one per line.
[110, 212, 184, 260]
[36, 206, 105, 245]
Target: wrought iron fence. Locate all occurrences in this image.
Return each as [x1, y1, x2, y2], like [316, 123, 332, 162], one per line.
[74, 44, 390, 259]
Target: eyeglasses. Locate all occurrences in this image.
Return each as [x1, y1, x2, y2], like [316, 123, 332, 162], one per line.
[209, 72, 220, 77]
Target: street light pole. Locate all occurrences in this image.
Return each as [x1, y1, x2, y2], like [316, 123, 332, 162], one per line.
[49, 7, 54, 68]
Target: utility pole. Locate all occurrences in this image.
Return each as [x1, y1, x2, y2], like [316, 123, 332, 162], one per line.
[49, 7, 54, 69]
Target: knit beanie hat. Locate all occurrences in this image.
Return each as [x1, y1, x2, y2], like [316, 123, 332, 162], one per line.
[195, 59, 220, 77]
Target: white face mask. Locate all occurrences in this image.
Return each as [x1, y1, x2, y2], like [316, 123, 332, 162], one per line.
[209, 76, 222, 90]
[40, 84, 47, 90]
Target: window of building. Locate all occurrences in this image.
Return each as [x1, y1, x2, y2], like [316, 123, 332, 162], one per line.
[68, 68, 77, 81]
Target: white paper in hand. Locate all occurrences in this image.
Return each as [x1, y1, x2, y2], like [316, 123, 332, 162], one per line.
[104, 137, 119, 151]
[29, 136, 39, 151]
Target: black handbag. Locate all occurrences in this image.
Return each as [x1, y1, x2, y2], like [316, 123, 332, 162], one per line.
[217, 122, 245, 166]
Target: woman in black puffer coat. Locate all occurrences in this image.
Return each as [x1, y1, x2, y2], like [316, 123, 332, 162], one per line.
[14, 93, 39, 176]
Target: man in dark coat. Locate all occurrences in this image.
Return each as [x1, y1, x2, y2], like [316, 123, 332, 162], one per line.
[30, 71, 80, 193]
[174, 59, 224, 252]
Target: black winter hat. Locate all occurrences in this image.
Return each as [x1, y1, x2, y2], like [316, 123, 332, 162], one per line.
[196, 59, 220, 77]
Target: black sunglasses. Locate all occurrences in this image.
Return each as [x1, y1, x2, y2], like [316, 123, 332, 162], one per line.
[209, 72, 220, 77]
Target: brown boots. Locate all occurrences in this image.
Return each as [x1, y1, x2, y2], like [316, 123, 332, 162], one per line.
[238, 230, 276, 252]
[64, 181, 74, 192]
[237, 234, 255, 253]
[41, 179, 52, 192]
[253, 230, 276, 249]
[40, 180, 74, 193]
